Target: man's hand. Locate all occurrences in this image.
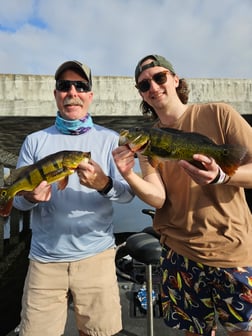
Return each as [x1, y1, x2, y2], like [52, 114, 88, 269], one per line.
[112, 146, 135, 177]
[77, 159, 109, 190]
[18, 181, 52, 203]
[178, 154, 220, 185]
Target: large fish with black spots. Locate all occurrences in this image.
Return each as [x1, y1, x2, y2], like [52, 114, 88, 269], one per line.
[0, 150, 91, 217]
[119, 127, 247, 176]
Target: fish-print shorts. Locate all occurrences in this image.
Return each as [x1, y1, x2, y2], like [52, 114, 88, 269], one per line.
[161, 245, 252, 336]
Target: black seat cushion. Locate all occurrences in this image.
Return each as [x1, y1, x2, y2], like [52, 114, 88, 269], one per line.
[126, 232, 161, 265]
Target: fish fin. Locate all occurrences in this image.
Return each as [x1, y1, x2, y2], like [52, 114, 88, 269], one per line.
[160, 127, 184, 134]
[57, 176, 69, 190]
[217, 145, 248, 176]
[4, 166, 30, 186]
[148, 156, 162, 168]
[0, 198, 13, 217]
[148, 156, 159, 168]
[160, 128, 217, 145]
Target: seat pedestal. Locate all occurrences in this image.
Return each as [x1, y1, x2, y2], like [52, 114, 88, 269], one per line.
[126, 232, 161, 336]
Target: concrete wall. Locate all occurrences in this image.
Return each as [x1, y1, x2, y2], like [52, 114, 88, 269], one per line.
[0, 74, 251, 117]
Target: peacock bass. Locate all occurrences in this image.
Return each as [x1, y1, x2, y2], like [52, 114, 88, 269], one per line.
[119, 127, 247, 176]
[0, 150, 91, 217]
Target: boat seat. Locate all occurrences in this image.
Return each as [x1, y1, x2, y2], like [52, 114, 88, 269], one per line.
[126, 231, 161, 265]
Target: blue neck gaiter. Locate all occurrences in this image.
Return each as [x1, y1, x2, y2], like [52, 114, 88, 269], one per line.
[55, 112, 94, 135]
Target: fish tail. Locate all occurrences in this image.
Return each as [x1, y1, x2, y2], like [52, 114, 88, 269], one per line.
[217, 145, 247, 176]
[0, 187, 13, 217]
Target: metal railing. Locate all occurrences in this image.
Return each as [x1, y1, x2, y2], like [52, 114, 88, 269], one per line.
[0, 150, 31, 276]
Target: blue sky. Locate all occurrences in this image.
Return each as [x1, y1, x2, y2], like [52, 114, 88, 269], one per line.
[0, 0, 251, 78]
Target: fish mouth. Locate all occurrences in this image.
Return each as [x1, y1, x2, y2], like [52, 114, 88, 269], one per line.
[130, 140, 149, 153]
[119, 136, 149, 153]
[118, 135, 128, 146]
[119, 129, 149, 152]
[128, 135, 148, 152]
[118, 130, 131, 146]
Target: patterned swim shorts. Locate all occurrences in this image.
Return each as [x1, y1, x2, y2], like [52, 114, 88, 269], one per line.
[161, 246, 252, 336]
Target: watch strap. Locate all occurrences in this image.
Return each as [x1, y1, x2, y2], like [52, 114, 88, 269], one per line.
[98, 176, 113, 195]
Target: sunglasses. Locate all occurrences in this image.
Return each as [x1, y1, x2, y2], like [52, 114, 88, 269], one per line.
[136, 71, 169, 92]
[56, 80, 91, 93]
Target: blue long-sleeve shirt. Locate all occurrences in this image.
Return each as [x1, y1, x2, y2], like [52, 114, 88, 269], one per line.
[13, 123, 134, 262]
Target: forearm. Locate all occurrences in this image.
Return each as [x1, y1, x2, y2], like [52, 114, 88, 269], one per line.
[225, 162, 252, 188]
[13, 195, 38, 212]
[123, 170, 166, 209]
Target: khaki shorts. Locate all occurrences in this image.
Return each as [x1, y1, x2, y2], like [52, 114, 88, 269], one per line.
[19, 248, 122, 336]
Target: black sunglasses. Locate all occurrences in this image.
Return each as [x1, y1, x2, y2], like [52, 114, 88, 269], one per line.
[56, 80, 91, 93]
[136, 71, 169, 92]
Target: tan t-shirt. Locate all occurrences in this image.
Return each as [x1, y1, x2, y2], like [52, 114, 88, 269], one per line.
[139, 102, 252, 267]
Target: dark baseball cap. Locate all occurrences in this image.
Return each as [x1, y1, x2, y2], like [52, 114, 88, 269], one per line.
[135, 54, 175, 82]
[55, 60, 92, 87]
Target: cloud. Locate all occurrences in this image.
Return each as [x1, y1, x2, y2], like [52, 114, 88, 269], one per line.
[0, 0, 251, 78]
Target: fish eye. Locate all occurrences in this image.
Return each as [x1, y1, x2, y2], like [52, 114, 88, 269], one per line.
[0, 190, 7, 197]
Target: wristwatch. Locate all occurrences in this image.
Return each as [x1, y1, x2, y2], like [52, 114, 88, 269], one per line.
[98, 176, 113, 195]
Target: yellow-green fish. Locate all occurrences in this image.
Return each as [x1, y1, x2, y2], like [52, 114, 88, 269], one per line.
[119, 127, 247, 176]
[0, 150, 91, 217]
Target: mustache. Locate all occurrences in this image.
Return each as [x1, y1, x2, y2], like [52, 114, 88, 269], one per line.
[63, 97, 83, 106]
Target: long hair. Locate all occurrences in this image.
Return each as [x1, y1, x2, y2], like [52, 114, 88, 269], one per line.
[139, 77, 190, 120]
